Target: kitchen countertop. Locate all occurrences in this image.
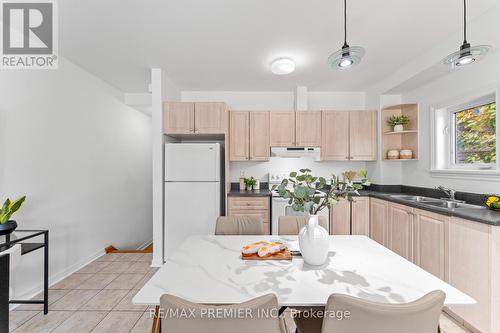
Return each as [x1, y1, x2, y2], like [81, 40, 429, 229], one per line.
[227, 185, 500, 226]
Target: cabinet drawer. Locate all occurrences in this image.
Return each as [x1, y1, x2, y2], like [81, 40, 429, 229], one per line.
[228, 197, 270, 210]
[227, 209, 270, 224]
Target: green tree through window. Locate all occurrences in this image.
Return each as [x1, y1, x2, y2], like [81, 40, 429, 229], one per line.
[455, 102, 496, 164]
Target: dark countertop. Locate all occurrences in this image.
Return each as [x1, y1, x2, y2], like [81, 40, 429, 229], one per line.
[228, 183, 500, 226]
[227, 189, 272, 197]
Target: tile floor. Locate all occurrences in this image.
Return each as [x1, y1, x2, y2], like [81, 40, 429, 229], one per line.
[9, 252, 471, 333]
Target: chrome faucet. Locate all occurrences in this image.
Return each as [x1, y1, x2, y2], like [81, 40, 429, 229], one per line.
[436, 185, 456, 201]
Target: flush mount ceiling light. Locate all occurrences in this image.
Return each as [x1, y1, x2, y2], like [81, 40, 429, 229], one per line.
[270, 58, 296, 75]
[328, 0, 365, 70]
[443, 0, 491, 68]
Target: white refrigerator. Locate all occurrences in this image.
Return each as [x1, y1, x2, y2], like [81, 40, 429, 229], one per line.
[164, 143, 222, 260]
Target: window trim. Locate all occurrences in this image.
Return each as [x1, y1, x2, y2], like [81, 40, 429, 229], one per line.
[430, 88, 499, 180]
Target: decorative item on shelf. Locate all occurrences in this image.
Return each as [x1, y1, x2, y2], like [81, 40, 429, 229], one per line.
[387, 115, 410, 132]
[244, 177, 257, 191]
[399, 149, 413, 160]
[387, 150, 400, 160]
[273, 169, 370, 266]
[0, 196, 26, 237]
[486, 196, 500, 211]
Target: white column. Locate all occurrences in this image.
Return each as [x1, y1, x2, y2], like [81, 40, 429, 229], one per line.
[151, 68, 164, 267]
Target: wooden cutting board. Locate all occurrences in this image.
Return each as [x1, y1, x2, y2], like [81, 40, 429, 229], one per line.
[241, 249, 292, 261]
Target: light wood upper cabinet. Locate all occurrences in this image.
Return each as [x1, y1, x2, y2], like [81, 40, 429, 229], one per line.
[351, 197, 370, 236]
[295, 111, 322, 147]
[249, 112, 270, 161]
[229, 112, 249, 161]
[269, 112, 295, 147]
[163, 102, 195, 134]
[194, 102, 227, 134]
[414, 209, 448, 280]
[370, 198, 388, 247]
[349, 111, 377, 160]
[321, 111, 350, 160]
[330, 199, 351, 235]
[388, 202, 414, 262]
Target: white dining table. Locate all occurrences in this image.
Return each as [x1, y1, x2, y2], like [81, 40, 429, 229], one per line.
[133, 235, 474, 307]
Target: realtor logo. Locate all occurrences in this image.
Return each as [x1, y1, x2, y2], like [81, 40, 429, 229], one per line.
[1, 0, 58, 69]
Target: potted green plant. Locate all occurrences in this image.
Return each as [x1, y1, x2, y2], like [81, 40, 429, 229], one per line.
[272, 169, 369, 265]
[0, 196, 26, 237]
[387, 114, 410, 132]
[244, 177, 257, 191]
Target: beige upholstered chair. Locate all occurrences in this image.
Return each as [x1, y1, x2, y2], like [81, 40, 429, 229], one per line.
[215, 216, 264, 235]
[160, 293, 285, 333]
[295, 290, 445, 333]
[278, 216, 329, 235]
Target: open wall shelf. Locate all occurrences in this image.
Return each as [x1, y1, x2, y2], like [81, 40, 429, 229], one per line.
[381, 104, 419, 161]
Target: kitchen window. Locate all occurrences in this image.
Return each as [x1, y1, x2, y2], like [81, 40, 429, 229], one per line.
[432, 92, 500, 179]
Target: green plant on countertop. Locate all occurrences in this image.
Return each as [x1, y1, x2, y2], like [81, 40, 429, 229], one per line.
[0, 196, 26, 224]
[244, 177, 257, 191]
[272, 169, 370, 215]
[387, 114, 411, 126]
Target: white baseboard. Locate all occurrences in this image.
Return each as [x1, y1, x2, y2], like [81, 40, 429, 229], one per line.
[9, 248, 105, 310]
[136, 239, 153, 251]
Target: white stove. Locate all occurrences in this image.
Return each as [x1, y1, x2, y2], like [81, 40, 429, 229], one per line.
[268, 173, 330, 235]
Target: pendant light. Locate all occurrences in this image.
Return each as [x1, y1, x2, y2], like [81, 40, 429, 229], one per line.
[443, 0, 490, 68]
[328, 0, 365, 70]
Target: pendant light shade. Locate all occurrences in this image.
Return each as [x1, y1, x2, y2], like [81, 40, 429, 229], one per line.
[328, 0, 365, 70]
[443, 0, 490, 68]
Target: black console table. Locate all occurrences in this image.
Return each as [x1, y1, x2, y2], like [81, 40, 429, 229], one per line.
[0, 230, 49, 333]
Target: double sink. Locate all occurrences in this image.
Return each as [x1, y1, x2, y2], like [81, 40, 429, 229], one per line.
[389, 194, 484, 210]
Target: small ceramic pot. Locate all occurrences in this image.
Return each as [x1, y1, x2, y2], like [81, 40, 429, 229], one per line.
[394, 124, 404, 132]
[0, 220, 17, 236]
[400, 149, 413, 159]
[387, 150, 400, 160]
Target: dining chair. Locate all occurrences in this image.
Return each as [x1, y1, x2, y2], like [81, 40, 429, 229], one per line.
[160, 293, 285, 333]
[294, 290, 445, 333]
[215, 216, 264, 235]
[278, 216, 328, 235]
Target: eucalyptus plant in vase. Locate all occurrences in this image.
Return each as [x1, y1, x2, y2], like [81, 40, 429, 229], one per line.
[273, 169, 370, 265]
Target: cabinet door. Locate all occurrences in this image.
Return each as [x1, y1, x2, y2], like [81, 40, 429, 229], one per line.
[295, 111, 322, 147]
[370, 198, 388, 246]
[447, 217, 490, 333]
[414, 209, 449, 280]
[269, 112, 295, 147]
[229, 112, 249, 161]
[351, 197, 370, 236]
[249, 112, 270, 161]
[330, 200, 351, 235]
[194, 102, 227, 134]
[321, 111, 349, 160]
[349, 111, 377, 160]
[163, 102, 194, 134]
[388, 202, 414, 262]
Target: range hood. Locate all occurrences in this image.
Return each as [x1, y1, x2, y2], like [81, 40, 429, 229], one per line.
[271, 147, 321, 160]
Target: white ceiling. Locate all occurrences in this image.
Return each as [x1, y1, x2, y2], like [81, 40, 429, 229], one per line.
[60, 0, 500, 93]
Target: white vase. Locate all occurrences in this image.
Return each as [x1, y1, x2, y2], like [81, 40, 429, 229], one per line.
[393, 124, 404, 132]
[298, 215, 329, 266]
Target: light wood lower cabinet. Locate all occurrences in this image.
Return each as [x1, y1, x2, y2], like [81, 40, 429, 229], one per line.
[370, 198, 388, 247]
[446, 217, 500, 333]
[330, 200, 351, 235]
[414, 209, 449, 280]
[351, 197, 370, 236]
[228, 197, 270, 235]
[388, 202, 414, 262]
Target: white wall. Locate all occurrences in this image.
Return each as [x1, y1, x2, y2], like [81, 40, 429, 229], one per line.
[0, 58, 152, 300]
[401, 51, 500, 194]
[181, 90, 369, 183]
